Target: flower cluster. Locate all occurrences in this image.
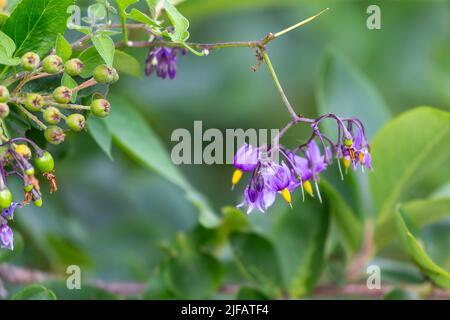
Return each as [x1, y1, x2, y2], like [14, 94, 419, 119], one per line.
[231, 114, 372, 214]
[145, 47, 186, 80]
[0, 138, 56, 250]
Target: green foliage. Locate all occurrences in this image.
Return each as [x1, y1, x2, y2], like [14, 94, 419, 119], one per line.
[396, 210, 450, 289]
[371, 107, 450, 249]
[55, 34, 72, 62]
[92, 33, 115, 67]
[11, 285, 57, 300]
[0, 31, 20, 66]
[113, 50, 142, 78]
[162, 0, 190, 43]
[1, 0, 74, 58]
[87, 117, 113, 160]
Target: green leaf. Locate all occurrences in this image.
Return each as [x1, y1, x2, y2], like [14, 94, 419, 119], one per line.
[0, 49, 20, 66]
[55, 34, 72, 62]
[127, 8, 159, 27]
[115, 0, 138, 13]
[384, 288, 418, 300]
[105, 96, 220, 227]
[11, 285, 57, 300]
[164, 234, 223, 299]
[236, 286, 270, 300]
[162, 0, 190, 42]
[273, 197, 329, 298]
[372, 107, 450, 249]
[321, 180, 362, 253]
[91, 33, 115, 67]
[396, 210, 450, 289]
[378, 197, 450, 247]
[87, 117, 113, 160]
[0, 30, 16, 56]
[88, 3, 107, 21]
[113, 50, 142, 78]
[230, 232, 282, 297]
[77, 47, 104, 78]
[0, 12, 9, 28]
[1, 0, 74, 58]
[61, 73, 77, 102]
[143, 265, 176, 299]
[43, 281, 117, 299]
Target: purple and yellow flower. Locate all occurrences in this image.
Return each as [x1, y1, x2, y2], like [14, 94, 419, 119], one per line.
[231, 144, 259, 188]
[1, 202, 21, 220]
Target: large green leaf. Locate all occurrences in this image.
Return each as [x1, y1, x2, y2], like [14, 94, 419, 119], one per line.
[396, 210, 450, 289]
[87, 117, 113, 160]
[91, 33, 115, 67]
[11, 284, 57, 300]
[273, 197, 329, 298]
[230, 232, 282, 297]
[164, 234, 223, 299]
[1, 0, 74, 58]
[163, 0, 190, 42]
[105, 96, 220, 227]
[55, 33, 72, 62]
[113, 50, 142, 78]
[371, 107, 450, 248]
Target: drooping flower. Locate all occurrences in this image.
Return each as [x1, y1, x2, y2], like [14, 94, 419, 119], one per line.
[1, 202, 21, 220]
[237, 181, 276, 214]
[145, 47, 185, 80]
[231, 144, 259, 187]
[264, 163, 292, 205]
[0, 221, 13, 250]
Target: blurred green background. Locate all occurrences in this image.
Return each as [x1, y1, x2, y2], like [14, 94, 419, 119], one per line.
[3, 0, 450, 299]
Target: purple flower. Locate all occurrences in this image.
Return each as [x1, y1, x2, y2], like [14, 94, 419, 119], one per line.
[234, 144, 259, 172]
[1, 202, 21, 220]
[265, 163, 291, 191]
[0, 221, 13, 250]
[237, 182, 276, 214]
[145, 47, 185, 80]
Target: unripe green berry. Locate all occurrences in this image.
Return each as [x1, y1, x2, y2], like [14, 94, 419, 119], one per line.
[34, 197, 43, 207]
[64, 58, 84, 77]
[0, 103, 9, 119]
[93, 64, 116, 83]
[44, 125, 65, 145]
[24, 184, 33, 193]
[111, 68, 119, 83]
[25, 166, 35, 176]
[43, 107, 62, 124]
[91, 99, 110, 118]
[0, 188, 12, 209]
[0, 85, 9, 103]
[53, 86, 72, 103]
[25, 93, 44, 111]
[42, 54, 63, 74]
[21, 52, 40, 71]
[66, 113, 85, 132]
[35, 151, 54, 173]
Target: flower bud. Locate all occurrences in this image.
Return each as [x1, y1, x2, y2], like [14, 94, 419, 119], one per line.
[0, 188, 12, 209]
[42, 54, 63, 74]
[14, 144, 32, 160]
[21, 52, 40, 71]
[66, 113, 85, 132]
[93, 64, 117, 83]
[25, 93, 44, 111]
[91, 99, 110, 117]
[43, 107, 62, 124]
[0, 103, 9, 119]
[53, 86, 72, 103]
[35, 151, 54, 173]
[0, 85, 9, 103]
[64, 58, 84, 77]
[44, 125, 65, 144]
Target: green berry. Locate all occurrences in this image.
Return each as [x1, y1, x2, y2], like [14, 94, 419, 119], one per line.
[25, 93, 44, 111]
[0, 85, 9, 103]
[42, 55, 63, 74]
[25, 166, 35, 176]
[0, 103, 9, 119]
[93, 64, 116, 83]
[44, 125, 65, 145]
[111, 68, 119, 83]
[64, 58, 84, 77]
[34, 197, 43, 207]
[0, 188, 12, 209]
[43, 107, 62, 124]
[66, 113, 85, 132]
[21, 52, 40, 71]
[91, 99, 110, 118]
[35, 151, 54, 173]
[53, 86, 72, 103]
[24, 184, 33, 193]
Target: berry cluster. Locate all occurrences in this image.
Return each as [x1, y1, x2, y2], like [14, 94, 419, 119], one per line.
[0, 50, 119, 250]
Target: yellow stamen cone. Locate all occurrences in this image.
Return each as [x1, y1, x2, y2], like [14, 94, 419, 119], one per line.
[280, 187, 292, 207]
[343, 158, 351, 172]
[303, 180, 314, 197]
[358, 152, 364, 164]
[231, 169, 243, 187]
